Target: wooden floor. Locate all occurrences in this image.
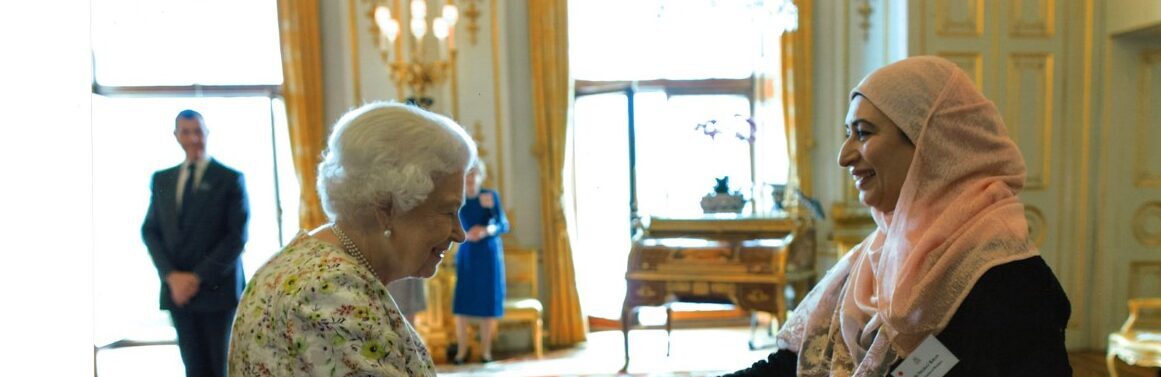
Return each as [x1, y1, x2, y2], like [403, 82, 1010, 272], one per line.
[97, 327, 776, 377]
[97, 329, 1161, 376]
[443, 332, 1161, 377]
[437, 327, 773, 376]
[1072, 351, 1157, 377]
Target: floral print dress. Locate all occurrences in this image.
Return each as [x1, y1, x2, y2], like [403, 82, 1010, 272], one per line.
[229, 233, 435, 377]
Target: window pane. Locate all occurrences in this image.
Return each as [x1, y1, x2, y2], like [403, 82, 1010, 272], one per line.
[571, 93, 632, 320]
[570, 0, 764, 80]
[91, 0, 283, 86]
[92, 95, 292, 343]
[269, 98, 302, 246]
[636, 93, 753, 217]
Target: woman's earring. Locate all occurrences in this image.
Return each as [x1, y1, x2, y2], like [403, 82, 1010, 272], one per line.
[383, 229, 393, 238]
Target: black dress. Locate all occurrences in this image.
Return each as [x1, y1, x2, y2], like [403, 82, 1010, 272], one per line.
[721, 256, 1072, 377]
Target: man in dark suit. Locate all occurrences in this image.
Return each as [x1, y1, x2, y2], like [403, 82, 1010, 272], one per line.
[142, 109, 249, 377]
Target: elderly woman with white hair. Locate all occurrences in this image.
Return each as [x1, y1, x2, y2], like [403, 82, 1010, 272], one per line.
[228, 102, 476, 376]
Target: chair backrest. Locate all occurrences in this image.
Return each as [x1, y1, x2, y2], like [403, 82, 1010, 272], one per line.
[787, 219, 816, 272]
[1122, 298, 1161, 333]
[505, 246, 539, 299]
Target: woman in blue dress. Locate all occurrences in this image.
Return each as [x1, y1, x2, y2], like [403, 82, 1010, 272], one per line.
[452, 160, 509, 364]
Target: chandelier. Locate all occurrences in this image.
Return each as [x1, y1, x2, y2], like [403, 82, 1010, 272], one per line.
[370, 0, 458, 108]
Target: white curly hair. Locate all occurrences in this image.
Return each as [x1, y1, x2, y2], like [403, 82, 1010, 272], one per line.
[317, 102, 477, 222]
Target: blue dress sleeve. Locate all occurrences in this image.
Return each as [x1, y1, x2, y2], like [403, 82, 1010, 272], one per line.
[485, 189, 509, 236]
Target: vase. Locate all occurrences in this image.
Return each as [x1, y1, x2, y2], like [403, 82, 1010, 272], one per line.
[700, 192, 746, 213]
[769, 184, 787, 211]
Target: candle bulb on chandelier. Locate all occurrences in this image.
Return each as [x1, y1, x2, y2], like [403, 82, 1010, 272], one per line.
[374, 5, 392, 34]
[374, 5, 399, 47]
[410, 0, 426, 19]
[433, 17, 449, 59]
[442, 3, 458, 52]
[410, 18, 427, 41]
[409, 0, 428, 58]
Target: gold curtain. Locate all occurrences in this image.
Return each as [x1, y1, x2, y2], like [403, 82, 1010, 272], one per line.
[277, 0, 328, 230]
[528, 0, 587, 347]
[781, 0, 813, 197]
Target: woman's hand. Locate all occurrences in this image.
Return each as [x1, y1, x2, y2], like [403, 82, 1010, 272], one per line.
[466, 225, 489, 242]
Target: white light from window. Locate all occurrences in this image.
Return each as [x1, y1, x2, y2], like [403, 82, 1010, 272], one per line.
[91, 0, 283, 86]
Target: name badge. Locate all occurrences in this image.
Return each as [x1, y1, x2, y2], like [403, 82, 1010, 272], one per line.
[889, 335, 959, 377]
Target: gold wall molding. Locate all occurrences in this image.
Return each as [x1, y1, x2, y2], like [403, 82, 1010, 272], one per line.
[1129, 261, 1161, 298]
[936, 0, 983, 36]
[450, 49, 460, 120]
[1009, 0, 1055, 37]
[472, 120, 488, 158]
[490, 0, 505, 195]
[1070, 0, 1095, 334]
[1024, 205, 1047, 247]
[856, 0, 872, 41]
[391, 0, 404, 100]
[1004, 53, 1054, 191]
[938, 52, 984, 90]
[1135, 50, 1161, 188]
[348, 0, 363, 102]
[1133, 202, 1161, 247]
[462, 0, 482, 46]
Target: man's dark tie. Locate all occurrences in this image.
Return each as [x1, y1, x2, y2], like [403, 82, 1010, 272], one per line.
[180, 164, 196, 226]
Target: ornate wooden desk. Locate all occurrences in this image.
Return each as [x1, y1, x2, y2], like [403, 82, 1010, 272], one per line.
[621, 213, 810, 369]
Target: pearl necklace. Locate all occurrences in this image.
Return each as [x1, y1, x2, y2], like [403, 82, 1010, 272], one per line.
[332, 224, 380, 280]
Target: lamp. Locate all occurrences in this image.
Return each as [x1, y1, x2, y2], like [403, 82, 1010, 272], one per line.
[370, 0, 458, 108]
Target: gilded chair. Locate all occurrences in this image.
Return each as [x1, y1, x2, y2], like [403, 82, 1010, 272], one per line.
[1108, 298, 1161, 376]
[499, 246, 544, 358]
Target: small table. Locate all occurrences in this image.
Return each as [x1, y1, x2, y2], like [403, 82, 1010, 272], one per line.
[621, 213, 803, 371]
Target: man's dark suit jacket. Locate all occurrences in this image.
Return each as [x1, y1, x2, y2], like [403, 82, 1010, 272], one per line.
[142, 159, 249, 312]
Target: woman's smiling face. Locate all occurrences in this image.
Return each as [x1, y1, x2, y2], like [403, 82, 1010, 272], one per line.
[838, 95, 916, 213]
[383, 170, 467, 280]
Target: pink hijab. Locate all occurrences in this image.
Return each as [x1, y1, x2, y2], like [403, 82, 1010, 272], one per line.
[775, 56, 1038, 376]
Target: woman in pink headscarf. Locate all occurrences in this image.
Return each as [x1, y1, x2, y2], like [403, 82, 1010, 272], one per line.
[724, 56, 1071, 376]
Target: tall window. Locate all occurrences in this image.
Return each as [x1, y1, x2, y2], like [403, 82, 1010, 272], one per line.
[569, 0, 791, 321]
[91, 0, 299, 346]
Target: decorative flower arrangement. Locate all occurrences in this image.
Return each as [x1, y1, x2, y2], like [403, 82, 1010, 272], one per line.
[694, 115, 757, 144]
[694, 115, 756, 213]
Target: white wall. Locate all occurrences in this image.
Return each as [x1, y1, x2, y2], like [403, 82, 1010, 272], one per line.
[501, 0, 542, 247]
[320, 0, 359, 128]
[809, 0, 846, 269]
